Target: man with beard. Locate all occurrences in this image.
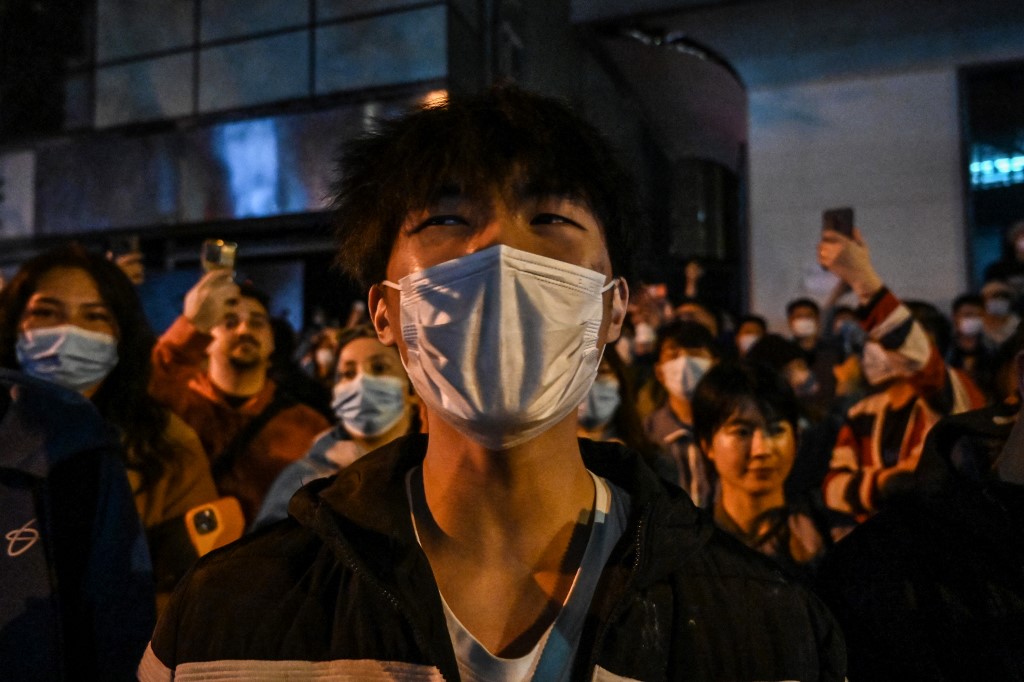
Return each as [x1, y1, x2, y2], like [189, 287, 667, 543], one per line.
[149, 273, 329, 523]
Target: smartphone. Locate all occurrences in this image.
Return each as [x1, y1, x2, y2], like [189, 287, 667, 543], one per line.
[201, 239, 238, 272]
[185, 497, 244, 557]
[822, 208, 854, 237]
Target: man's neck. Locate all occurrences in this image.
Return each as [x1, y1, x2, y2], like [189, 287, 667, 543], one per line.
[796, 336, 816, 352]
[415, 411, 595, 656]
[208, 361, 267, 398]
[419, 412, 593, 555]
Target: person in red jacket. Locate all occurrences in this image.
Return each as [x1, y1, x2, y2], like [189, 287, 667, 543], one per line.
[149, 276, 329, 523]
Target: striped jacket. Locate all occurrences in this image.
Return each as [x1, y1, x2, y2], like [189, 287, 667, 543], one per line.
[823, 288, 985, 520]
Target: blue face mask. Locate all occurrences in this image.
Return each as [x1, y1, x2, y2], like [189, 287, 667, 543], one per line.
[331, 373, 407, 438]
[16, 324, 119, 394]
[577, 376, 621, 431]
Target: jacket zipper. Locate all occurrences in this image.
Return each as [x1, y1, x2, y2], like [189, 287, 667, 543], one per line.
[330, 529, 457, 681]
[581, 503, 651, 679]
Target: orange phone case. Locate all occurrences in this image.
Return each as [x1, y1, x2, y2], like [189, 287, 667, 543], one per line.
[185, 497, 245, 557]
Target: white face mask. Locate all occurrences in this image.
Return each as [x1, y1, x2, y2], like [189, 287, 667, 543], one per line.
[861, 341, 898, 386]
[956, 315, 983, 337]
[790, 317, 818, 339]
[17, 324, 119, 394]
[634, 321, 656, 345]
[578, 376, 621, 431]
[660, 354, 712, 402]
[331, 373, 407, 438]
[383, 245, 616, 450]
[736, 333, 761, 355]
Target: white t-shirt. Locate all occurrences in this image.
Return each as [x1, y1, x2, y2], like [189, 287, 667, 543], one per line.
[407, 469, 631, 682]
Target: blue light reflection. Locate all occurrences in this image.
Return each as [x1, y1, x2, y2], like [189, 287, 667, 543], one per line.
[215, 118, 281, 218]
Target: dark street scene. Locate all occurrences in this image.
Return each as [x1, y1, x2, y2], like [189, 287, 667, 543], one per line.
[1, 1, 1023, 680]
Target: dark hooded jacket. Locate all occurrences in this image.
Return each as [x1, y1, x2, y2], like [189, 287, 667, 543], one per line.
[142, 434, 845, 681]
[0, 369, 155, 681]
[816, 402, 1024, 681]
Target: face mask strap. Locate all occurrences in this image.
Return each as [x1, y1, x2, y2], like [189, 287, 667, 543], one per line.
[380, 280, 401, 291]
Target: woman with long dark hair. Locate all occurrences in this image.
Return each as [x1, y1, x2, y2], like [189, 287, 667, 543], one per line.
[0, 244, 218, 600]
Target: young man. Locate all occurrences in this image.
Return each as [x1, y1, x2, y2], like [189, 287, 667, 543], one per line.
[141, 88, 844, 681]
[149, 277, 329, 522]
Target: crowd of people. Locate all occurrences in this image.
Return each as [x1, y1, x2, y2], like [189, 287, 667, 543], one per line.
[2, 86, 1022, 681]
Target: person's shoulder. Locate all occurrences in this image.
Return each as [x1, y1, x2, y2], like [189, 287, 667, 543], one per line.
[278, 400, 332, 431]
[660, 523, 844, 662]
[170, 519, 325, 613]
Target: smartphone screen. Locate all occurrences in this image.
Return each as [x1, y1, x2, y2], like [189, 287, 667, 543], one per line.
[822, 208, 854, 237]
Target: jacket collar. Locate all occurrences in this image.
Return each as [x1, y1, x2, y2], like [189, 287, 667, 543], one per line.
[288, 434, 715, 671]
[187, 371, 278, 415]
[0, 368, 121, 477]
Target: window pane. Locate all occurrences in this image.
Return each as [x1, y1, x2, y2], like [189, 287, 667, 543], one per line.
[95, 54, 194, 127]
[202, 0, 309, 42]
[200, 31, 309, 112]
[316, 6, 447, 94]
[317, 0, 437, 22]
[96, 0, 194, 62]
[35, 133, 179, 234]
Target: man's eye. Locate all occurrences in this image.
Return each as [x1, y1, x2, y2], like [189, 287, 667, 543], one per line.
[413, 215, 469, 231]
[531, 213, 582, 228]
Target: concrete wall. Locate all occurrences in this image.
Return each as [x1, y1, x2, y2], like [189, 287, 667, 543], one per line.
[613, 0, 1024, 330]
[748, 69, 964, 327]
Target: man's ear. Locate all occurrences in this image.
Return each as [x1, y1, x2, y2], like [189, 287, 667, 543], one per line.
[368, 284, 396, 346]
[605, 278, 629, 344]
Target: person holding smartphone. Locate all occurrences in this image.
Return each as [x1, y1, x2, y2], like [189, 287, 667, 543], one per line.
[149, 268, 329, 525]
[819, 225, 986, 521]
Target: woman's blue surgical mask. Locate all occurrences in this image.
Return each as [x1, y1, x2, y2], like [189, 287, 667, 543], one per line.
[331, 373, 407, 438]
[16, 324, 119, 394]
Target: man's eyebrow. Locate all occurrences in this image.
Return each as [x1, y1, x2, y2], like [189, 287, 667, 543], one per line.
[724, 416, 762, 429]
